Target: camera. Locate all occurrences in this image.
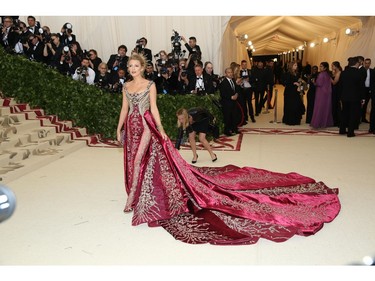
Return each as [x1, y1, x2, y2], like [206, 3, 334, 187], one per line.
[135, 38, 145, 53]
[82, 49, 90, 59]
[39, 28, 51, 44]
[160, 67, 168, 75]
[76, 66, 88, 75]
[171, 30, 185, 59]
[63, 23, 73, 34]
[180, 64, 187, 78]
[62, 46, 71, 62]
[190, 49, 201, 62]
[196, 86, 206, 96]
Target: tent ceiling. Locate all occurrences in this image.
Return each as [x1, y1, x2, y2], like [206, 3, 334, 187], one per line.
[230, 16, 363, 55]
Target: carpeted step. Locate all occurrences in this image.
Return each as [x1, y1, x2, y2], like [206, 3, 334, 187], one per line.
[0, 97, 92, 184]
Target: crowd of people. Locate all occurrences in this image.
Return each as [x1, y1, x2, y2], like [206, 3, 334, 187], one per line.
[297, 56, 374, 137]
[2, 16, 373, 138]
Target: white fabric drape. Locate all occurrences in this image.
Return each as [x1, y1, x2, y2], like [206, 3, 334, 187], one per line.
[17, 16, 374, 75]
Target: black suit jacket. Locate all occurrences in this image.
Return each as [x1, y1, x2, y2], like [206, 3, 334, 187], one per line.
[219, 78, 237, 105]
[188, 73, 214, 94]
[25, 41, 45, 63]
[339, 66, 364, 102]
[107, 54, 129, 72]
[369, 68, 375, 96]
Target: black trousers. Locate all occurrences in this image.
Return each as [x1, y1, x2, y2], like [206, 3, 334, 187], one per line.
[242, 87, 254, 119]
[340, 100, 361, 134]
[369, 94, 375, 131]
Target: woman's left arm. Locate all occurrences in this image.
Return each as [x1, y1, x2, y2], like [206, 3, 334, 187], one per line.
[149, 83, 168, 140]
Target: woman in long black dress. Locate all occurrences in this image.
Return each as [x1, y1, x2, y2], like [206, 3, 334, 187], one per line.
[281, 61, 305, 125]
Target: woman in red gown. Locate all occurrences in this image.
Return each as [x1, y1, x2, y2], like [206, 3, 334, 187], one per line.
[116, 53, 341, 245]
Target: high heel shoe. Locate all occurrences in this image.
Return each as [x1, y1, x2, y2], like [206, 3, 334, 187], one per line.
[212, 154, 217, 162]
[192, 155, 198, 164]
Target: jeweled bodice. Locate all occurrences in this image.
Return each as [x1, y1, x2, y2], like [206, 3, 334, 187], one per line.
[125, 81, 152, 115]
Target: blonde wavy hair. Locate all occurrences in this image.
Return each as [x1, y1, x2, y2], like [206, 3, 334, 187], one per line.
[176, 108, 189, 129]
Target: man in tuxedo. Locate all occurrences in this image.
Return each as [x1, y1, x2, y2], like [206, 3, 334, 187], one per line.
[134, 37, 152, 63]
[264, 59, 275, 109]
[1, 16, 17, 53]
[27, 16, 40, 35]
[188, 64, 214, 95]
[107, 44, 129, 82]
[339, 56, 365, 137]
[252, 60, 267, 115]
[239, 60, 256, 123]
[23, 34, 46, 63]
[219, 67, 239, 136]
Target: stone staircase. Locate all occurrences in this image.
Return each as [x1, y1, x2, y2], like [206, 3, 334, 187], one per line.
[0, 97, 95, 184]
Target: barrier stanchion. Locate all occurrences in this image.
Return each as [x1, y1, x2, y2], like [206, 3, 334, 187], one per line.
[262, 86, 270, 114]
[269, 89, 280, 124]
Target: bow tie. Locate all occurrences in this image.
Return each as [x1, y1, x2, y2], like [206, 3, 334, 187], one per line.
[197, 77, 203, 80]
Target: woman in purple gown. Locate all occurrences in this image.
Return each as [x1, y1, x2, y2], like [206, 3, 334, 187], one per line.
[310, 62, 334, 129]
[116, 53, 341, 245]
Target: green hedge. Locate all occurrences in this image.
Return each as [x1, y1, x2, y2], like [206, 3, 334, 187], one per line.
[0, 48, 223, 140]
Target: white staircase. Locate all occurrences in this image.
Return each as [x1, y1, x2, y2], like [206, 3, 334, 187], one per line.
[0, 97, 90, 184]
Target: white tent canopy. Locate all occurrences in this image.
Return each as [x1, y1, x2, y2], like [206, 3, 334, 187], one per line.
[18, 16, 374, 74]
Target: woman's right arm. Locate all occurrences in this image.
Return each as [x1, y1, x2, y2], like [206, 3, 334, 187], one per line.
[116, 85, 129, 142]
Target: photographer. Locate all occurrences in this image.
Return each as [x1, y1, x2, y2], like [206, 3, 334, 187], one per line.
[144, 62, 158, 82]
[23, 34, 46, 63]
[57, 46, 78, 76]
[38, 26, 51, 44]
[181, 35, 201, 73]
[12, 21, 30, 54]
[44, 33, 63, 68]
[177, 58, 189, 94]
[59, 22, 76, 46]
[94, 62, 111, 90]
[107, 44, 129, 82]
[73, 57, 95, 85]
[87, 49, 102, 76]
[1, 16, 18, 53]
[155, 62, 178, 94]
[154, 50, 169, 74]
[204, 61, 220, 91]
[188, 63, 214, 95]
[111, 68, 127, 94]
[133, 37, 152, 63]
[69, 41, 84, 65]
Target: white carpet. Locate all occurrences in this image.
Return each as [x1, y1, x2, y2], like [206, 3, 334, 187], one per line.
[1, 85, 374, 279]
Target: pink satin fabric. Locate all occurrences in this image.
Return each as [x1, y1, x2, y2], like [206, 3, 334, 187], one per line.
[122, 84, 341, 245]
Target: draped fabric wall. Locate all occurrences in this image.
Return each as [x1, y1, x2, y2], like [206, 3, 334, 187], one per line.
[304, 17, 375, 68]
[303, 21, 362, 68]
[18, 16, 231, 75]
[17, 16, 374, 75]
